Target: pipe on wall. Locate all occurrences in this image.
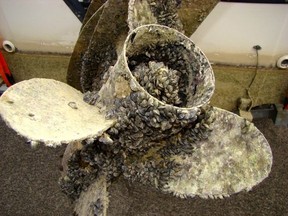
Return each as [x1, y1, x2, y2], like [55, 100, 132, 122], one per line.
[277, 55, 288, 69]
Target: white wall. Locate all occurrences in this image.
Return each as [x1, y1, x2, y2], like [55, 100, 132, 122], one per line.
[0, 0, 82, 53]
[1, 1, 287, 66]
[191, 2, 288, 67]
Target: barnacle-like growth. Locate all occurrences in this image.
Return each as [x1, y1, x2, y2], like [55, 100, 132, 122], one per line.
[0, 78, 115, 146]
[93, 24, 215, 146]
[67, 0, 129, 92]
[124, 107, 272, 199]
[0, 1, 273, 216]
[128, 0, 183, 32]
[165, 108, 272, 199]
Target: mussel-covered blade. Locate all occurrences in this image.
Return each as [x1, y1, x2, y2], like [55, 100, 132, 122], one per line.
[0, 78, 115, 147]
[128, 0, 183, 32]
[67, 3, 106, 90]
[68, 0, 129, 92]
[81, 0, 108, 28]
[74, 174, 109, 216]
[123, 107, 272, 199]
[80, 0, 129, 92]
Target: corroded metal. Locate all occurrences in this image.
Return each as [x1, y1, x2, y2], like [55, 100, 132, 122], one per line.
[67, 0, 129, 92]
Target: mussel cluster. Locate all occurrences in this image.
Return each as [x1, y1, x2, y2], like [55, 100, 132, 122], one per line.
[59, 137, 124, 200]
[122, 105, 215, 190]
[132, 61, 182, 106]
[128, 0, 183, 32]
[59, 24, 216, 200]
[147, 0, 183, 31]
[128, 39, 200, 107]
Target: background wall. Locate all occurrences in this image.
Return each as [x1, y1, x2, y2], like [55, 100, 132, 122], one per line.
[0, 0, 81, 53]
[1, 1, 287, 65]
[191, 2, 288, 67]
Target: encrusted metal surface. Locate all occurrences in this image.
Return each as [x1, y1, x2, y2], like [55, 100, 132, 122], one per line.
[67, 3, 106, 90]
[91, 24, 215, 152]
[74, 174, 109, 216]
[122, 107, 272, 199]
[0, 78, 115, 146]
[59, 24, 272, 205]
[67, 0, 129, 92]
[166, 108, 272, 199]
[128, 0, 183, 32]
